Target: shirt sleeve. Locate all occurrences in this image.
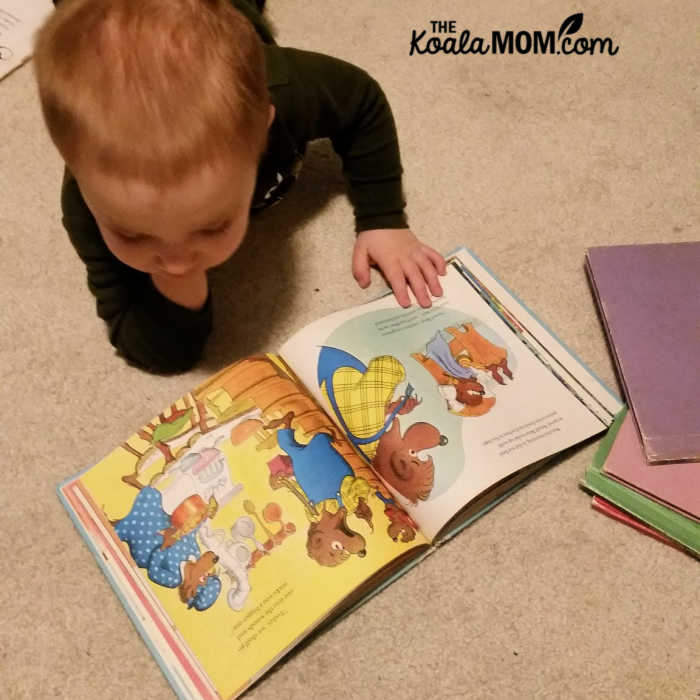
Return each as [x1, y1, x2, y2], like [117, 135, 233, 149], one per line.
[275, 428, 300, 458]
[60, 170, 213, 373]
[273, 47, 408, 232]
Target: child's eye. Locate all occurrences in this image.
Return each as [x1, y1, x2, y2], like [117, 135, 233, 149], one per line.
[200, 221, 231, 237]
[115, 230, 149, 243]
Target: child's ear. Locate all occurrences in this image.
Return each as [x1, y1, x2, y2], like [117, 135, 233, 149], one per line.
[267, 104, 276, 128]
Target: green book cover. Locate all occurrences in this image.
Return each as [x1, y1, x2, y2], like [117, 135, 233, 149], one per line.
[581, 408, 700, 556]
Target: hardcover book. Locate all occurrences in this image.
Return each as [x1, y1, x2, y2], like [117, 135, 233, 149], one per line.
[591, 495, 691, 554]
[59, 248, 622, 699]
[581, 408, 700, 557]
[586, 242, 700, 464]
[602, 411, 700, 521]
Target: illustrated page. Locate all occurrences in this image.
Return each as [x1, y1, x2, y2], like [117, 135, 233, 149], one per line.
[61, 355, 428, 699]
[280, 250, 622, 540]
[0, 1, 52, 80]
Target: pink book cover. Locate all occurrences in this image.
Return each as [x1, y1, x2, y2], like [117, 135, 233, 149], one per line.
[602, 411, 700, 521]
[590, 496, 689, 553]
[586, 242, 700, 464]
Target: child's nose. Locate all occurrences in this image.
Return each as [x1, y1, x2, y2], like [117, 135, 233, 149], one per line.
[155, 247, 196, 274]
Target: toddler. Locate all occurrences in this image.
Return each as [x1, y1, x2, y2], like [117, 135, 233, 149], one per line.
[34, 0, 446, 372]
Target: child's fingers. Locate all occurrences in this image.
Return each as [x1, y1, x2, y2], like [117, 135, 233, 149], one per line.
[424, 246, 448, 275]
[403, 260, 432, 308]
[351, 242, 371, 288]
[383, 263, 411, 307]
[417, 255, 444, 298]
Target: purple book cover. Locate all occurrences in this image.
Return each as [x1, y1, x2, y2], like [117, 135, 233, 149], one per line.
[586, 242, 700, 464]
[603, 412, 700, 520]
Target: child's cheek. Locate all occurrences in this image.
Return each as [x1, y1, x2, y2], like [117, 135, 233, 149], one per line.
[102, 233, 152, 273]
[211, 226, 247, 266]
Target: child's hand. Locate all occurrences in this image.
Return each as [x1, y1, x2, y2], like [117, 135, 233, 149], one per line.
[352, 228, 447, 307]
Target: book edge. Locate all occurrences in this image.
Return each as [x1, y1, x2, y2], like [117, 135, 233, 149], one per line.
[580, 411, 700, 554]
[56, 480, 201, 700]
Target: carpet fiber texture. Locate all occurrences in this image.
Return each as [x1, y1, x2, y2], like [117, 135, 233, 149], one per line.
[1, 2, 697, 698]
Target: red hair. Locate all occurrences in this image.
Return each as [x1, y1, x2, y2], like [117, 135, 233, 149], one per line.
[34, 0, 270, 183]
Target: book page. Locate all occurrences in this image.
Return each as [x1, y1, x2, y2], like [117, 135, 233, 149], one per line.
[280, 249, 622, 540]
[0, 1, 52, 81]
[60, 355, 428, 699]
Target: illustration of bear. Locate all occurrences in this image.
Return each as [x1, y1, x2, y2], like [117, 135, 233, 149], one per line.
[263, 411, 370, 567]
[317, 347, 448, 505]
[113, 485, 221, 611]
[413, 323, 513, 417]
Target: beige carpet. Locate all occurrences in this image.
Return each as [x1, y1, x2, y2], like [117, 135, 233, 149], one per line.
[1, 1, 698, 698]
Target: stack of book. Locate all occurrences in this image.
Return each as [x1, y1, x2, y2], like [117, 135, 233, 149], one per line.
[581, 242, 700, 556]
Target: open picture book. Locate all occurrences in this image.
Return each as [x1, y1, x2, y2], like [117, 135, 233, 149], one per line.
[59, 248, 622, 700]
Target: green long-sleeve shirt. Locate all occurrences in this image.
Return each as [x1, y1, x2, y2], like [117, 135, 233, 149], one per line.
[60, 44, 408, 373]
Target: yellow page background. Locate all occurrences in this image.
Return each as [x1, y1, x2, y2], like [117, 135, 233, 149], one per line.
[79, 355, 426, 698]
